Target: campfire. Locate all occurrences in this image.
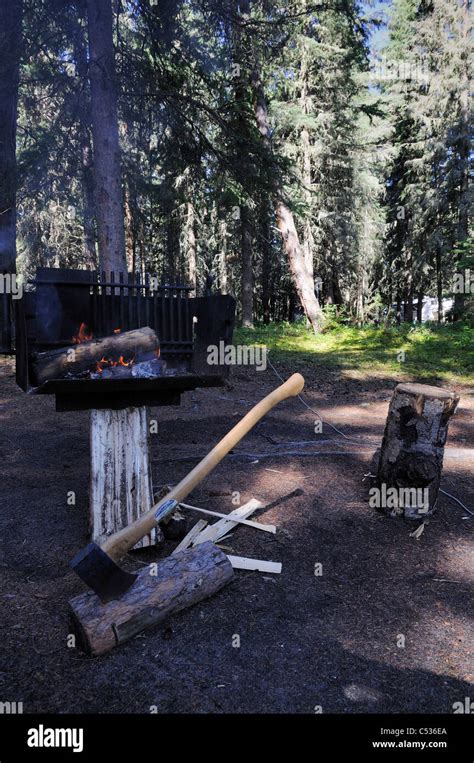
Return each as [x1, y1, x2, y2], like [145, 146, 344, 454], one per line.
[32, 325, 168, 383]
[16, 266, 236, 412]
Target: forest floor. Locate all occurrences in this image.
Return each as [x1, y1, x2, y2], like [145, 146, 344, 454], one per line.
[1, 327, 473, 713]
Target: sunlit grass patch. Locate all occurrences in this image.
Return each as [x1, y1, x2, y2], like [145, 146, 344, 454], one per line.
[235, 321, 474, 385]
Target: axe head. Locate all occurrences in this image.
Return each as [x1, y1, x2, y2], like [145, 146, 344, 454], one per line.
[70, 542, 137, 603]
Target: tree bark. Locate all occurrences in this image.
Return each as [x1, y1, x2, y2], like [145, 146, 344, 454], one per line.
[89, 406, 162, 550]
[240, 205, 254, 327]
[249, 67, 323, 332]
[73, 4, 97, 269]
[436, 241, 443, 323]
[0, 0, 21, 275]
[69, 541, 233, 655]
[453, 0, 471, 320]
[218, 217, 229, 295]
[186, 201, 197, 294]
[86, 0, 127, 275]
[259, 201, 272, 323]
[376, 383, 459, 519]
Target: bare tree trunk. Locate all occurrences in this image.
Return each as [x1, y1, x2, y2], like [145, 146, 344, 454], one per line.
[250, 67, 323, 332]
[436, 243, 443, 323]
[185, 201, 197, 293]
[124, 178, 136, 272]
[74, 3, 97, 269]
[416, 289, 423, 323]
[454, 0, 471, 320]
[299, 29, 314, 282]
[218, 217, 228, 295]
[80, 129, 97, 268]
[0, 0, 22, 275]
[240, 205, 254, 327]
[259, 201, 272, 324]
[86, 0, 127, 275]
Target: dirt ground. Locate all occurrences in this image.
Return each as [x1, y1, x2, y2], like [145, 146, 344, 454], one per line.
[0, 355, 472, 714]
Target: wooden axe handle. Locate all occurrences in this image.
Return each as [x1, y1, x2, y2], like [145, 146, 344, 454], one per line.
[102, 373, 304, 560]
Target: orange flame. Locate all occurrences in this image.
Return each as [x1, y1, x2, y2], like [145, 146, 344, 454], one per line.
[96, 354, 135, 373]
[72, 322, 93, 344]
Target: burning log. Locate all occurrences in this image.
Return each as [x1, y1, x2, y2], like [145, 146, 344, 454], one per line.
[32, 327, 160, 385]
[90, 357, 167, 380]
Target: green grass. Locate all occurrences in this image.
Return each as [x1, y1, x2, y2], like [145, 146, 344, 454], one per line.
[235, 321, 474, 385]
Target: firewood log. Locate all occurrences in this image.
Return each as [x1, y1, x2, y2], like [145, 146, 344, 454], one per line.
[32, 327, 159, 385]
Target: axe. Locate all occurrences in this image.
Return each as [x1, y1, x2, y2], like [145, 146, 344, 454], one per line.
[70, 373, 304, 601]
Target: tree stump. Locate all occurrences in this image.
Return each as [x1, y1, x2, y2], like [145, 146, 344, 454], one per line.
[375, 383, 459, 519]
[68, 542, 233, 656]
[90, 406, 163, 547]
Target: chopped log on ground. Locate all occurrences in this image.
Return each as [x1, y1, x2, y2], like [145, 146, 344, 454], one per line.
[90, 405, 163, 548]
[69, 542, 233, 656]
[375, 382, 459, 519]
[32, 327, 160, 384]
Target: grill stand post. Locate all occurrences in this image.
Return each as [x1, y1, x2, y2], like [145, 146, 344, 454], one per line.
[90, 406, 163, 548]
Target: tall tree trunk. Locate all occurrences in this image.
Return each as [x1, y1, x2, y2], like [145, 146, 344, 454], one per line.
[234, 0, 253, 327]
[74, 3, 97, 269]
[259, 201, 272, 324]
[453, 0, 471, 320]
[250, 67, 323, 332]
[416, 289, 423, 323]
[240, 205, 254, 327]
[165, 202, 179, 282]
[0, 0, 22, 275]
[0, 0, 22, 351]
[86, 0, 127, 275]
[436, 243, 443, 323]
[299, 21, 314, 283]
[218, 217, 228, 295]
[405, 280, 414, 322]
[80, 129, 97, 268]
[124, 178, 136, 273]
[186, 201, 197, 293]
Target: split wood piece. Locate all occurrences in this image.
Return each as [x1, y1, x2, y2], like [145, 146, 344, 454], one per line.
[192, 499, 263, 545]
[172, 519, 208, 554]
[68, 542, 233, 656]
[179, 502, 275, 534]
[32, 327, 159, 385]
[376, 383, 460, 520]
[90, 406, 163, 549]
[227, 555, 282, 574]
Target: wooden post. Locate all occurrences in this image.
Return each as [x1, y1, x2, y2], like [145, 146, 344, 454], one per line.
[68, 542, 234, 656]
[376, 383, 459, 519]
[90, 406, 163, 547]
